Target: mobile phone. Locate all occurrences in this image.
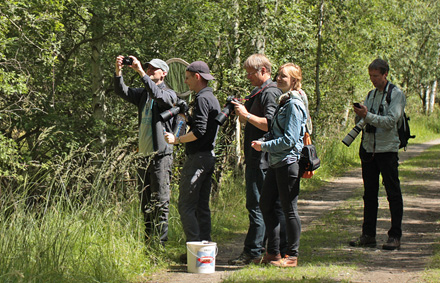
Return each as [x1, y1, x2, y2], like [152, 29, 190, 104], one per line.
[353, 102, 361, 108]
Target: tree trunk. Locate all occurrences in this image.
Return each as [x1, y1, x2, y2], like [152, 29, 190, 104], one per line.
[256, 0, 267, 53]
[430, 80, 437, 113]
[90, 13, 106, 145]
[425, 85, 430, 114]
[232, 0, 242, 167]
[314, 0, 324, 116]
[420, 85, 426, 113]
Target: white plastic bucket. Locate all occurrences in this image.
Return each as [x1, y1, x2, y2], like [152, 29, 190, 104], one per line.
[186, 241, 218, 273]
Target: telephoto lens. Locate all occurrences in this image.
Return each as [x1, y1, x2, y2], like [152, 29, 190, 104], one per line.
[215, 103, 234, 125]
[160, 99, 188, 122]
[342, 120, 365, 147]
[215, 96, 237, 125]
[160, 106, 180, 122]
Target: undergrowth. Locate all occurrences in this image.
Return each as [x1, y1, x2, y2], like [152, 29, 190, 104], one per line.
[1, 111, 439, 282]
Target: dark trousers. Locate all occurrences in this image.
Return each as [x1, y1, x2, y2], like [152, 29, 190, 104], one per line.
[360, 147, 403, 239]
[243, 165, 266, 257]
[260, 162, 301, 257]
[137, 154, 173, 243]
[178, 151, 216, 242]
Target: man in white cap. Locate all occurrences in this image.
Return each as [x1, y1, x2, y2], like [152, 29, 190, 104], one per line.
[164, 60, 220, 262]
[114, 55, 177, 246]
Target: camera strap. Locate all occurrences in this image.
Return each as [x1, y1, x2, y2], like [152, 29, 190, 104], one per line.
[245, 82, 277, 101]
[362, 82, 389, 162]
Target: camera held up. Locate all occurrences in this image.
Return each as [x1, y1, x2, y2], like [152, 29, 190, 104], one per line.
[122, 56, 133, 65]
[215, 96, 239, 125]
[342, 119, 366, 147]
[160, 99, 189, 122]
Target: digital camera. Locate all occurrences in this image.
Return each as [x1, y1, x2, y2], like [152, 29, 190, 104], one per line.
[215, 96, 239, 125]
[122, 56, 133, 65]
[160, 99, 189, 122]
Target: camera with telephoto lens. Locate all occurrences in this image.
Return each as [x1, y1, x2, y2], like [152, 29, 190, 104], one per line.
[160, 99, 188, 122]
[342, 119, 366, 147]
[215, 96, 239, 125]
[122, 56, 133, 65]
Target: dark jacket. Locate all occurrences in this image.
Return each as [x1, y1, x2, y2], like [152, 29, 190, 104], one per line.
[185, 87, 221, 155]
[114, 74, 178, 155]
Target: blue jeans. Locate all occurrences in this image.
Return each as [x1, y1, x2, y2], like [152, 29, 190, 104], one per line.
[137, 154, 173, 243]
[178, 151, 216, 242]
[260, 162, 301, 257]
[360, 147, 403, 239]
[243, 165, 266, 257]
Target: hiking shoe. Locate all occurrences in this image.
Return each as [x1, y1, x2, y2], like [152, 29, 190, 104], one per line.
[228, 252, 259, 265]
[349, 235, 376, 247]
[253, 253, 281, 264]
[270, 255, 298, 267]
[179, 253, 187, 264]
[382, 237, 401, 250]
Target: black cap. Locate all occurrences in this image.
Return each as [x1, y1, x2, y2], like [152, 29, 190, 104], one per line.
[186, 61, 215, 81]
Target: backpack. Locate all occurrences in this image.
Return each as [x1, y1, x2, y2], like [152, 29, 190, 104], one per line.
[300, 132, 321, 178]
[385, 84, 416, 150]
[274, 94, 320, 177]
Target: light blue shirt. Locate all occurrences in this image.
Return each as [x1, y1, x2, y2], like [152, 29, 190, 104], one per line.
[261, 91, 307, 167]
[361, 83, 405, 153]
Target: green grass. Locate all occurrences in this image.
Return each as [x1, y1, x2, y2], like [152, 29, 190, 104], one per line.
[221, 112, 440, 282]
[1, 111, 440, 282]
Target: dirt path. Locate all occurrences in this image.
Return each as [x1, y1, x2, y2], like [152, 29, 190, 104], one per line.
[149, 139, 440, 283]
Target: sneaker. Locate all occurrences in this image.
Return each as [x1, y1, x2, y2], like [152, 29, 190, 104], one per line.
[228, 252, 259, 265]
[253, 253, 281, 264]
[382, 237, 401, 250]
[179, 253, 187, 264]
[349, 235, 376, 247]
[270, 255, 298, 267]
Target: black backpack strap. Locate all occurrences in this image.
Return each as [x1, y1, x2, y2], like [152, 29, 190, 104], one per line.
[385, 83, 395, 104]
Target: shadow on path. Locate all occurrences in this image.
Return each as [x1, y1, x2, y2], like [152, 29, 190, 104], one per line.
[156, 139, 440, 283]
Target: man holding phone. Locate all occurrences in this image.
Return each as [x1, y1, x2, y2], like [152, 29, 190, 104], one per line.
[349, 58, 405, 251]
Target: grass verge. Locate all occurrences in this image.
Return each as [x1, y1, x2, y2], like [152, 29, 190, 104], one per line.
[1, 112, 439, 282]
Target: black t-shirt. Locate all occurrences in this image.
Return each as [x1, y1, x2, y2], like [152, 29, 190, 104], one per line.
[185, 87, 221, 155]
[243, 79, 281, 168]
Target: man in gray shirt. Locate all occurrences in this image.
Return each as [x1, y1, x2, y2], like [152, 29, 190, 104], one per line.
[349, 58, 405, 250]
[114, 56, 177, 246]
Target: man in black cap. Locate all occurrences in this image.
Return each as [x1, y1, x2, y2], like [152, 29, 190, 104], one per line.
[164, 61, 220, 255]
[114, 55, 177, 246]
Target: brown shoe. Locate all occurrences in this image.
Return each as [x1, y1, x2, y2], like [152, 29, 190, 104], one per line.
[270, 255, 298, 267]
[253, 253, 281, 264]
[349, 234, 376, 247]
[382, 237, 401, 250]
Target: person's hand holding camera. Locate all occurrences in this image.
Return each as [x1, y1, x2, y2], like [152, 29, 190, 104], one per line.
[231, 100, 250, 123]
[115, 55, 146, 77]
[353, 103, 368, 118]
[115, 55, 125, 76]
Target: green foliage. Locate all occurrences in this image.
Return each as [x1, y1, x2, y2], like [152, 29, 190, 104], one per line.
[0, 140, 160, 282]
[2, 0, 439, 172]
[1, 0, 440, 280]
[0, 133, 25, 184]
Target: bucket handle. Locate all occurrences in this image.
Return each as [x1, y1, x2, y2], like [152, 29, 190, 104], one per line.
[187, 243, 218, 257]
